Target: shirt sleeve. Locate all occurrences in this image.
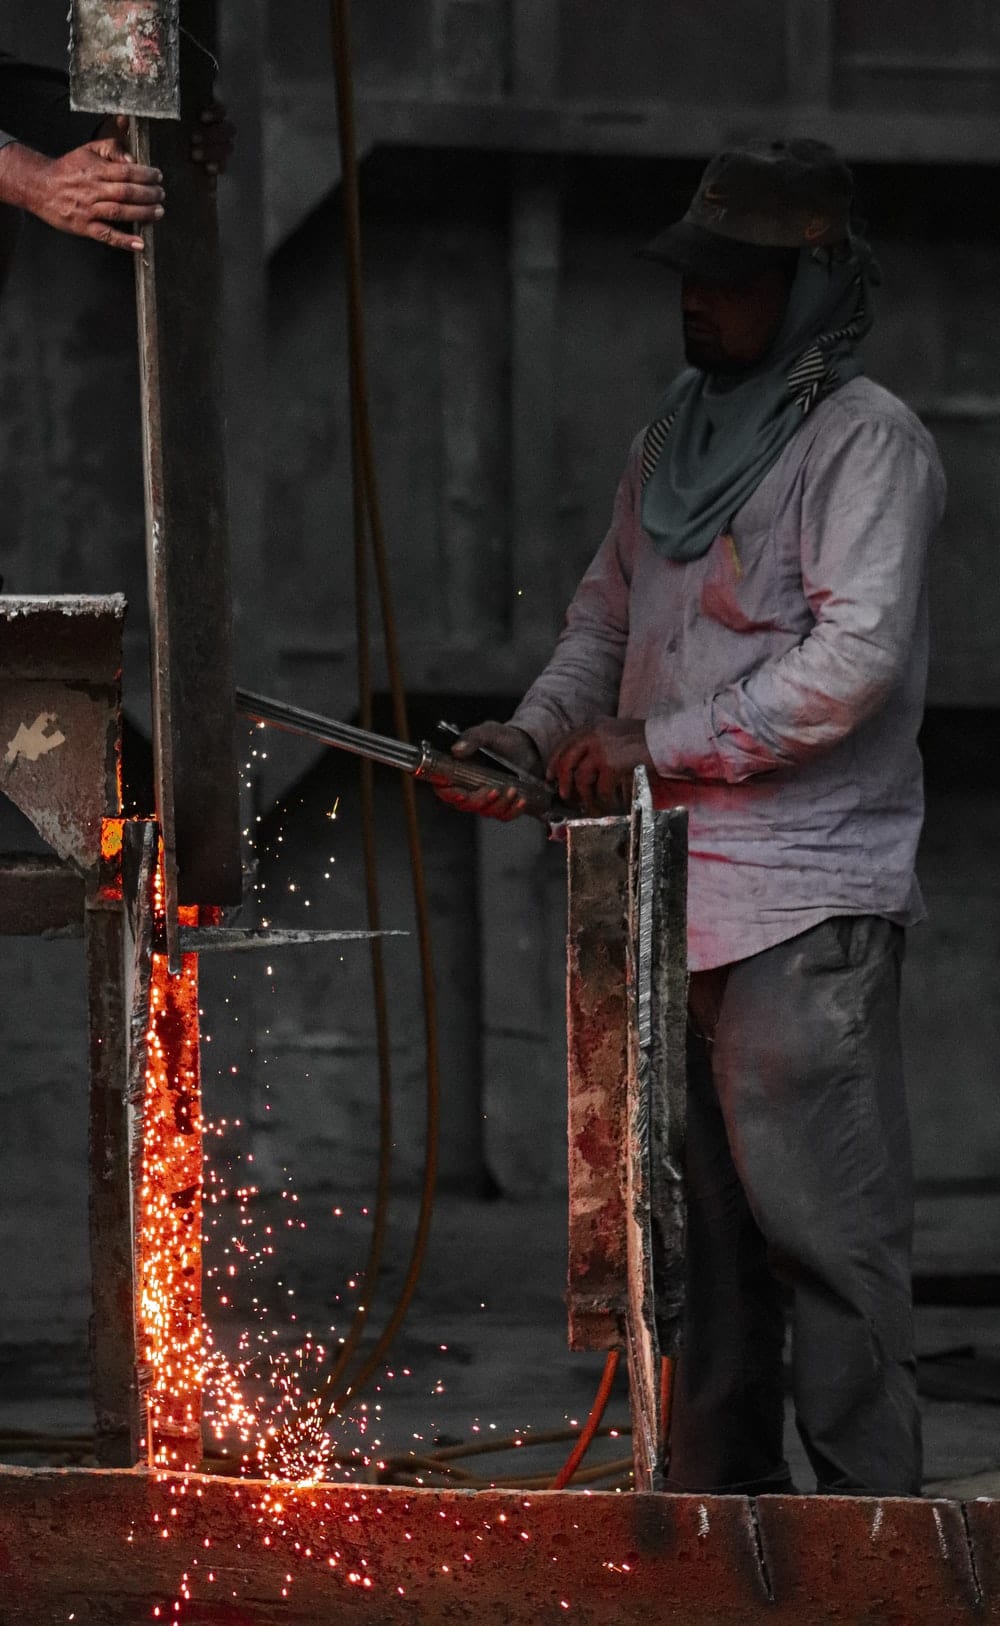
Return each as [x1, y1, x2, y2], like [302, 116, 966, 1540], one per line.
[511, 448, 638, 762]
[0, 52, 101, 158]
[644, 410, 947, 783]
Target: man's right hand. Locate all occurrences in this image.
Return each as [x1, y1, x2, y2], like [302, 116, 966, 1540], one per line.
[0, 135, 164, 252]
[435, 722, 543, 821]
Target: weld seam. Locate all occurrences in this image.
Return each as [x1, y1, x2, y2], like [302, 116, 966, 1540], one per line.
[747, 1497, 775, 1603]
[960, 1502, 985, 1610]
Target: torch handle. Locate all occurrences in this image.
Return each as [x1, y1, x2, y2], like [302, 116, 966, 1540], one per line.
[415, 744, 560, 822]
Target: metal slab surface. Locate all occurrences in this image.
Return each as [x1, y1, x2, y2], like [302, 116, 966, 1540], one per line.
[70, 0, 181, 120]
[0, 1470, 997, 1625]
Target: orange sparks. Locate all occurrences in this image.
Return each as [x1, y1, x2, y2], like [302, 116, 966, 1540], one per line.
[137, 865, 204, 1471]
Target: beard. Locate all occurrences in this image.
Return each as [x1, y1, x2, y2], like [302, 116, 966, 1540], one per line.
[683, 324, 754, 376]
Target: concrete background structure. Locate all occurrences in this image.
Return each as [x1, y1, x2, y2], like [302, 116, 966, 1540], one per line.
[0, 0, 998, 1492]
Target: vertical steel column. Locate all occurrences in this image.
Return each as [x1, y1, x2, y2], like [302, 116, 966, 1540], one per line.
[118, 1, 222, 1463]
[71, 0, 243, 944]
[131, 0, 242, 926]
[565, 784, 688, 1489]
[624, 775, 687, 1491]
[86, 851, 141, 1468]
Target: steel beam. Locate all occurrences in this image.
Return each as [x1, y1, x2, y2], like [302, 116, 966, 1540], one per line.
[565, 787, 687, 1483]
[177, 925, 406, 953]
[131, 0, 242, 918]
[0, 1468, 998, 1625]
[86, 894, 141, 1467]
[86, 820, 161, 1470]
[624, 774, 687, 1490]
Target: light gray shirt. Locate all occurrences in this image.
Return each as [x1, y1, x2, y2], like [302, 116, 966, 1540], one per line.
[513, 377, 947, 971]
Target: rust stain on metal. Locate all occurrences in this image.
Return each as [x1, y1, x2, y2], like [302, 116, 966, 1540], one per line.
[754, 1494, 996, 1622]
[70, 0, 181, 120]
[572, 1111, 619, 1172]
[566, 818, 630, 1351]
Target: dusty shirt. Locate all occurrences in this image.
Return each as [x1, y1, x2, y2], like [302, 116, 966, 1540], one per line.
[0, 53, 98, 157]
[513, 377, 947, 971]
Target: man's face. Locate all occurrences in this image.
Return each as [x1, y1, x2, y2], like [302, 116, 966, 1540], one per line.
[681, 265, 794, 375]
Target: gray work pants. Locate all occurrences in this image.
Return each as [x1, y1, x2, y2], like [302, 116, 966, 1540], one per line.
[665, 916, 921, 1497]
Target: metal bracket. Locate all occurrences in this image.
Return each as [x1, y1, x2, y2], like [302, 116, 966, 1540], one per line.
[176, 926, 408, 955]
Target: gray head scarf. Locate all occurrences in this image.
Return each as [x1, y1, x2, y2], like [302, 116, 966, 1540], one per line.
[639, 240, 878, 561]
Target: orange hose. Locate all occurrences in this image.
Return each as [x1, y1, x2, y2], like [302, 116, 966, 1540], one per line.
[550, 1351, 621, 1490]
[660, 1355, 674, 1446]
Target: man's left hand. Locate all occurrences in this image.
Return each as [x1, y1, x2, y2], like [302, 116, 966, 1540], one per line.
[547, 718, 655, 815]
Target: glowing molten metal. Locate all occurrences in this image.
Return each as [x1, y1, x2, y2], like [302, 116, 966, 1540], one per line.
[137, 866, 204, 1471]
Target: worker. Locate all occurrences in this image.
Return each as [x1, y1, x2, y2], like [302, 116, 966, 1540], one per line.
[440, 141, 945, 1498]
[0, 47, 232, 264]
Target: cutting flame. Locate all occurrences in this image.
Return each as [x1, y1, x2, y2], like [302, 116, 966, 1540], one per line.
[137, 857, 342, 1485]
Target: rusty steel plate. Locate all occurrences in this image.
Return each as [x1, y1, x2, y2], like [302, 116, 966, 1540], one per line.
[70, 0, 181, 120]
[565, 816, 630, 1352]
[753, 1494, 990, 1620]
[0, 594, 126, 682]
[0, 596, 123, 878]
[0, 1470, 998, 1625]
